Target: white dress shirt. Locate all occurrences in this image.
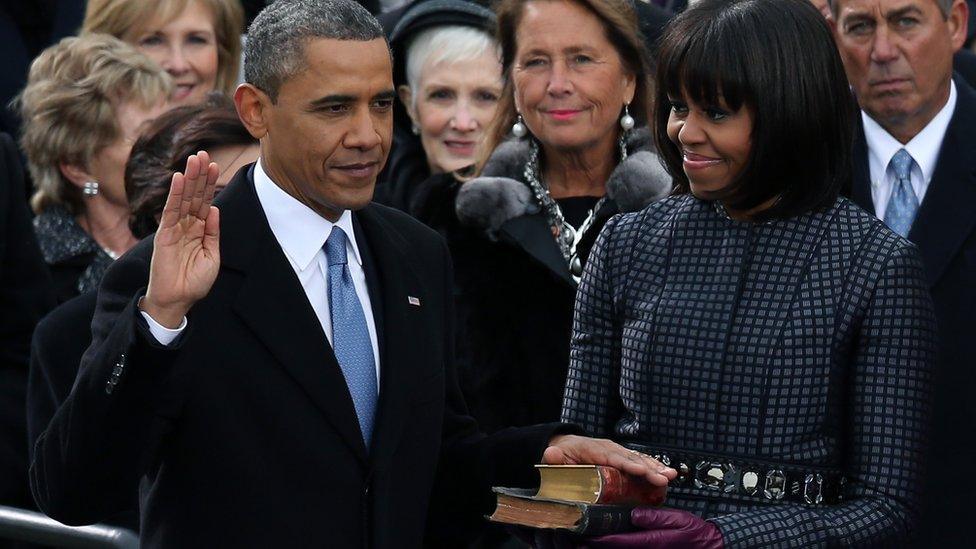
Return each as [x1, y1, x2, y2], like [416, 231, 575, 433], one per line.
[141, 159, 381, 385]
[862, 81, 956, 220]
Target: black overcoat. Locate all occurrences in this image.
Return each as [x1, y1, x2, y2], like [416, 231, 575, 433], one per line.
[29, 165, 568, 548]
[849, 76, 976, 546]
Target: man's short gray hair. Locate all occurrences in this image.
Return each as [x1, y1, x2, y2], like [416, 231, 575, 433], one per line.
[244, 0, 385, 101]
[826, 0, 954, 19]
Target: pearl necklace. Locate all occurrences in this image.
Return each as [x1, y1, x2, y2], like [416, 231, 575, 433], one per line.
[522, 137, 627, 282]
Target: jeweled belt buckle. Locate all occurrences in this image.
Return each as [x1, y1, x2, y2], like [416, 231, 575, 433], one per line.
[694, 461, 737, 493]
[804, 473, 824, 504]
[764, 469, 787, 500]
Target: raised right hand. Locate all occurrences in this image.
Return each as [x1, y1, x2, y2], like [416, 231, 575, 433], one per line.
[141, 151, 221, 328]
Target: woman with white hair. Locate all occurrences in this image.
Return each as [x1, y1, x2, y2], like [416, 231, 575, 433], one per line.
[376, 0, 501, 210]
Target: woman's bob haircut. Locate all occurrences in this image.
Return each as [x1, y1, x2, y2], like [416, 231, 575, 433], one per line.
[653, 0, 857, 220]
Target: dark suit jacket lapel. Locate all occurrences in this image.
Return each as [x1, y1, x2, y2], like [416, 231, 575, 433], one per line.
[353, 205, 427, 470]
[498, 213, 576, 289]
[851, 122, 875, 215]
[908, 78, 976, 287]
[218, 165, 369, 464]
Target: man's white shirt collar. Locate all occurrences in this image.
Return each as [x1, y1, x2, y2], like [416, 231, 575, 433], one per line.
[252, 158, 363, 272]
[862, 80, 957, 189]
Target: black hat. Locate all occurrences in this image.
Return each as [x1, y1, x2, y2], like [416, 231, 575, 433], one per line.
[389, 0, 496, 87]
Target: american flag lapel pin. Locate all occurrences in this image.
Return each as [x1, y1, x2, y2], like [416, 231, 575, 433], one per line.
[408, 296, 421, 306]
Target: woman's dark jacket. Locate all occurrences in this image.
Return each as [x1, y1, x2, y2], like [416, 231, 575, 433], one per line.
[410, 131, 671, 433]
[562, 194, 937, 546]
[33, 205, 113, 303]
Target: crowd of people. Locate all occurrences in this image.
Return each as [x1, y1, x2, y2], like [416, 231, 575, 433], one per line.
[0, 0, 973, 547]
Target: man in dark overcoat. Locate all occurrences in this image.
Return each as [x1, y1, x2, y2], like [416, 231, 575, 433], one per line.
[830, 0, 976, 543]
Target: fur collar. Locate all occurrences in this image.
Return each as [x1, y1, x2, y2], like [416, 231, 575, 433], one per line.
[456, 129, 672, 234]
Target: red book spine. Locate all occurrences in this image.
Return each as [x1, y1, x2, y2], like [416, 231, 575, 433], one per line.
[595, 466, 666, 505]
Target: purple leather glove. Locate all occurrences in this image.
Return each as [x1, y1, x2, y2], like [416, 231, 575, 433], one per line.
[582, 507, 724, 549]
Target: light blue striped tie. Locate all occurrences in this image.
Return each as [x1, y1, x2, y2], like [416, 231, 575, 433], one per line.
[325, 227, 377, 445]
[883, 149, 919, 238]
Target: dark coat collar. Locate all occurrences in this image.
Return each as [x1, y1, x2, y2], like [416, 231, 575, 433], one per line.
[456, 129, 670, 233]
[454, 130, 672, 287]
[33, 205, 102, 264]
[852, 76, 976, 287]
[214, 164, 427, 471]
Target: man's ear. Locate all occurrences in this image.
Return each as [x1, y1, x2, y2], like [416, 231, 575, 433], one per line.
[949, 0, 969, 52]
[397, 85, 419, 126]
[235, 83, 272, 139]
[58, 161, 92, 188]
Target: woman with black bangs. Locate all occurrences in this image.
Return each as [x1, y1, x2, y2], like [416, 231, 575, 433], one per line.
[560, 0, 937, 547]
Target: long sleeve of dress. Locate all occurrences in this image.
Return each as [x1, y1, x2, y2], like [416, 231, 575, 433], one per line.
[561, 214, 630, 436]
[562, 197, 937, 547]
[710, 242, 936, 547]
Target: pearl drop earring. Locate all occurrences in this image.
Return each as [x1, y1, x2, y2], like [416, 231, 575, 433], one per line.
[620, 103, 635, 131]
[512, 114, 527, 138]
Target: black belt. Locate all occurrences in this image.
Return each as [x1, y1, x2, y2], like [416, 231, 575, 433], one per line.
[623, 443, 846, 506]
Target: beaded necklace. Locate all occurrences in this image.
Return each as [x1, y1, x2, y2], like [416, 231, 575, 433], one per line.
[522, 136, 627, 282]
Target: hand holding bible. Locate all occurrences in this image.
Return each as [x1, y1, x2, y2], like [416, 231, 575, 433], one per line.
[141, 151, 221, 328]
[543, 435, 677, 491]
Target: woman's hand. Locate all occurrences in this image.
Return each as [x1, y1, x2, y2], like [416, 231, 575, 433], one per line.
[583, 507, 724, 549]
[141, 151, 221, 327]
[544, 435, 677, 489]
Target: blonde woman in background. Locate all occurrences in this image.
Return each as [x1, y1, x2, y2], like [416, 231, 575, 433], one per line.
[83, 0, 243, 106]
[19, 34, 171, 302]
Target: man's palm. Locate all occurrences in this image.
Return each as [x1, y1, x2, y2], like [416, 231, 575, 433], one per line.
[142, 152, 221, 327]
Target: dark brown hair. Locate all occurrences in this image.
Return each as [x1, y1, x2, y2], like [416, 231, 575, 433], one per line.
[479, 0, 652, 170]
[653, 0, 856, 220]
[125, 93, 256, 238]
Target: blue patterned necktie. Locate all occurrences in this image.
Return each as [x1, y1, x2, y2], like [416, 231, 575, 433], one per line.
[325, 227, 377, 445]
[883, 148, 919, 238]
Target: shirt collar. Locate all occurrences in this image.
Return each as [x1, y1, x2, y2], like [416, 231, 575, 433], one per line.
[253, 159, 363, 271]
[861, 80, 957, 185]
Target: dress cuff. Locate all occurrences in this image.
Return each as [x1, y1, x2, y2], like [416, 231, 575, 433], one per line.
[139, 310, 187, 346]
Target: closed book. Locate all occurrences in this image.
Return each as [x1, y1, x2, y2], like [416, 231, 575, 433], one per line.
[488, 487, 634, 536]
[534, 464, 665, 505]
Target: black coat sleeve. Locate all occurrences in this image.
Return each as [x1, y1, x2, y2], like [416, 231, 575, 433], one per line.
[709, 243, 937, 547]
[29, 241, 185, 525]
[426, 230, 580, 545]
[26, 292, 97, 461]
[0, 131, 54, 508]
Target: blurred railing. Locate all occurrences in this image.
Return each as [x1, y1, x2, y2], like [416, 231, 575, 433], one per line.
[0, 505, 138, 548]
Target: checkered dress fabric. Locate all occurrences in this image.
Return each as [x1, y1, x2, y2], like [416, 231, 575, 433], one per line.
[562, 195, 937, 547]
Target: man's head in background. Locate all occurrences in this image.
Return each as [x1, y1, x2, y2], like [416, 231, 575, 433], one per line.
[828, 0, 968, 142]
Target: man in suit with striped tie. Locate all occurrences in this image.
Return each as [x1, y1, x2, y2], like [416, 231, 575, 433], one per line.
[830, 0, 976, 544]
